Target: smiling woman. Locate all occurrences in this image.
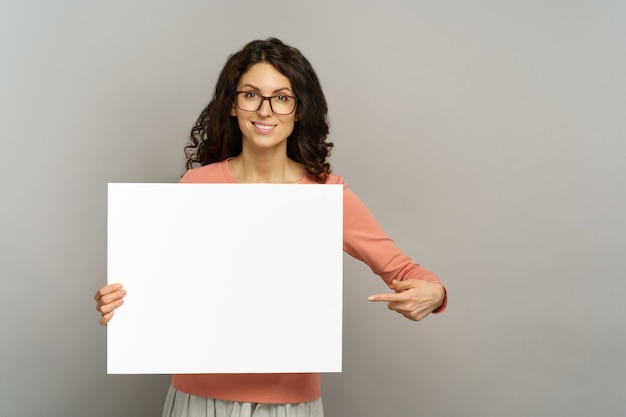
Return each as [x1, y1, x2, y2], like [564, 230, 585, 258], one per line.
[93, 37, 447, 417]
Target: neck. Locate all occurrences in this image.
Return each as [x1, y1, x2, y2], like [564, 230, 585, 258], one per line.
[229, 147, 304, 184]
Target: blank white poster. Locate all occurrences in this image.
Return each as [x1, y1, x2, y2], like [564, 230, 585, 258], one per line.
[107, 183, 343, 374]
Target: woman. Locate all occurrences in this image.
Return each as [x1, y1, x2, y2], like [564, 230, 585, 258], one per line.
[95, 37, 447, 417]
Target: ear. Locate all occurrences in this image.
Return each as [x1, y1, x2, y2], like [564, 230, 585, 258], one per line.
[231, 105, 237, 117]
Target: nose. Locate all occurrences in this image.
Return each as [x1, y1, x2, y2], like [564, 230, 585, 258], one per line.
[258, 98, 273, 116]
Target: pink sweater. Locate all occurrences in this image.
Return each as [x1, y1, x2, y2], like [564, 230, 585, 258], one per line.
[172, 160, 447, 403]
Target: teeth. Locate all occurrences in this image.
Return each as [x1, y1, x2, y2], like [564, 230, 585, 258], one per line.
[255, 123, 274, 130]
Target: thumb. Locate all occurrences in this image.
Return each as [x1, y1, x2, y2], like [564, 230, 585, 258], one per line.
[390, 279, 412, 291]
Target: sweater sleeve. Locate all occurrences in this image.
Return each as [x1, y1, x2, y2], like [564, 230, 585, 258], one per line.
[342, 184, 447, 313]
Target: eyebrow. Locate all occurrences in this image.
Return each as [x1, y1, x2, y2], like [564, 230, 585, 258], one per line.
[240, 83, 293, 94]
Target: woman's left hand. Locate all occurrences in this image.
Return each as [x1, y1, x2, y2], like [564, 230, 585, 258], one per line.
[368, 279, 445, 321]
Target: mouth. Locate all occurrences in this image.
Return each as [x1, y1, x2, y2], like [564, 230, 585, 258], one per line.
[252, 122, 277, 133]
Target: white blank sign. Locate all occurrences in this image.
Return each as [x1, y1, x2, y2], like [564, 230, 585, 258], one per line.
[107, 183, 343, 374]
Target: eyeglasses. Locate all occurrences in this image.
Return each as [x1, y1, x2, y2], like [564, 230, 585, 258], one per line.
[235, 91, 298, 115]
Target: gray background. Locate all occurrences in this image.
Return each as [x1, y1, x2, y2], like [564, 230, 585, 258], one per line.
[1, 1, 625, 416]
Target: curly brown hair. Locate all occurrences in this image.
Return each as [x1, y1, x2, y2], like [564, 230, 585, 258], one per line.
[184, 38, 334, 183]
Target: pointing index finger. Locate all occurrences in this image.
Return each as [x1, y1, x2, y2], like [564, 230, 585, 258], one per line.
[368, 292, 404, 302]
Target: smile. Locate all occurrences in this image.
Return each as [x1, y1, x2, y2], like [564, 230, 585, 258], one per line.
[252, 122, 276, 132]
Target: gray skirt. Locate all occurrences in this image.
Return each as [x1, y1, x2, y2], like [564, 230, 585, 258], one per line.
[162, 385, 324, 417]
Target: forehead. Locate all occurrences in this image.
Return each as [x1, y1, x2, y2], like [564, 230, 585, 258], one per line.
[237, 63, 293, 91]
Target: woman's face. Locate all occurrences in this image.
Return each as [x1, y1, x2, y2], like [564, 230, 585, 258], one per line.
[231, 63, 297, 153]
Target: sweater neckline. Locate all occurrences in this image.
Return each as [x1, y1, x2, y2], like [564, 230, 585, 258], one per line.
[221, 158, 311, 184]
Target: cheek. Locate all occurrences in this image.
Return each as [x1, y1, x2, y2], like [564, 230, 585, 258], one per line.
[280, 118, 296, 134]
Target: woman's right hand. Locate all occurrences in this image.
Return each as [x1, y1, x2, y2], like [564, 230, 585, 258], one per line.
[94, 283, 126, 326]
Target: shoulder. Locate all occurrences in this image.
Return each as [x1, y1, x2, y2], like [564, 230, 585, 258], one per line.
[179, 160, 234, 183]
[325, 173, 354, 195]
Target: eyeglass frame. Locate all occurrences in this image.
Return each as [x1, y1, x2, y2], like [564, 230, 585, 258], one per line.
[234, 91, 299, 115]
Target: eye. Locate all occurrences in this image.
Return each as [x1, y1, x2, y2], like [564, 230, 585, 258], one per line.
[243, 92, 258, 99]
[275, 95, 289, 102]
